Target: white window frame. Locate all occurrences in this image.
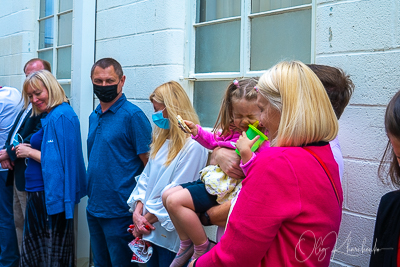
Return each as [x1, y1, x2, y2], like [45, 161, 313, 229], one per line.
[37, 0, 73, 95]
[70, 0, 96, 264]
[184, 0, 316, 83]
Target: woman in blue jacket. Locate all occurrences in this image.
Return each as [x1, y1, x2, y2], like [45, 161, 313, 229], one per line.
[15, 70, 86, 266]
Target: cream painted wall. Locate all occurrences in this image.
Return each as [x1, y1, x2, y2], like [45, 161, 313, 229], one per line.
[0, 2, 37, 89]
[2, 0, 400, 266]
[315, 0, 400, 266]
[95, 0, 188, 120]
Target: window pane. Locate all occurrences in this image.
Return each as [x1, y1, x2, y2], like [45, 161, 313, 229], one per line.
[57, 46, 71, 79]
[40, 0, 54, 18]
[250, 9, 311, 71]
[61, 84, 71, 98]
[194, 80, 230, 127]
[38, 50, 53, 68]
[197, 0, 240, 23]
[252, 0, 311, 13]
[58, 12, 73, 46]
[59, 0, 73, 12]
[195, 21, 240, 73]
[39, 18, 54, 49]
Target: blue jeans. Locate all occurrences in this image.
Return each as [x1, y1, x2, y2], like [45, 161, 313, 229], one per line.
[0, 171, 19, 267]
[87, 211, 138, 267]
[146, 243, 177, 267]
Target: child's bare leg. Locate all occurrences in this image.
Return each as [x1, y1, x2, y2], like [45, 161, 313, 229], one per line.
[162, 186, 183, 208]
[167, 189, 210, 267]
[166, 189, 207, 245]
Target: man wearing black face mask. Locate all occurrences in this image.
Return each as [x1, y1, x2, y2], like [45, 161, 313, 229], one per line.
[86, 58, 152, 267]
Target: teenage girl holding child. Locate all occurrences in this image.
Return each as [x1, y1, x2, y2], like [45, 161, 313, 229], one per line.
[162, 78, 269, 267]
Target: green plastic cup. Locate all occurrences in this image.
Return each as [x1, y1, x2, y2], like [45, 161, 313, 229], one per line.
[235, 124, 268, 156]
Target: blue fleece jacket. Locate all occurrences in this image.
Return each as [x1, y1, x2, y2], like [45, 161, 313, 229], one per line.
[41, 102, 87, 219]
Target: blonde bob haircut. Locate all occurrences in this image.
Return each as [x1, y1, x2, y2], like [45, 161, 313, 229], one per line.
[257, 61, 338, 147]
[149, 81, 200, 166]
[23, 70, 68, 116]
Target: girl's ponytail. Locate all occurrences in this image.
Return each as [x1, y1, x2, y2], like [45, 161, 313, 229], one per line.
[213, 78, 259, 136]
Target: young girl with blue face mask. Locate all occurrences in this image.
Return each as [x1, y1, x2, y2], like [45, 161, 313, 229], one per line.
[127, 81, 208, 267]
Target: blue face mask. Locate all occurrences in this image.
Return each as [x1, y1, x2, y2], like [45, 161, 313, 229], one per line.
[152, 109, 170, 129]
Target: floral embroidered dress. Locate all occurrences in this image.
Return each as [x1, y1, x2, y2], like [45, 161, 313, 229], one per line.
[192, 125, 268, 204]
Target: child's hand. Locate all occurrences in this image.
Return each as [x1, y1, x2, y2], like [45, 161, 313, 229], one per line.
[236, 132, 259, 164]
[177, 115, 192, 133]
[183, 120, 199, 136]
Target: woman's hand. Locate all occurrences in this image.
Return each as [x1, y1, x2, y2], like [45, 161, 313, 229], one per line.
[14, 144, 41, 163]
[0, 149, 9, 161]
[236, 132, 259, 164]
[132, 201, 156, 236]
[131, 226, 143, 239]
[0, 159, 14, 170]
[183, 120, 199, 136]
[14, 144, 32, 158]
[132, 213, 155, 235]
[210, 147, 244, 179]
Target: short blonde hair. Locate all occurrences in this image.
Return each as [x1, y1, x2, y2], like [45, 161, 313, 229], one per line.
[149, 81, 200, 166]
[257, 61, 338, 147]
[23, 70, 68, 116]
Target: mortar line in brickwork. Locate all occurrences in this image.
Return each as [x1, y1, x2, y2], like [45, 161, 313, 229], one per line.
[0, 51, 33, 58]
[0, 30, 31, 38]
[123, 63, 183, 68]
[0, 9, 30, 20]
[342, 210, 377, 220]
[347, 104, 386, 108]
[96, 5, 125, 12]
[329, 258, 354, 267]
[0, 74, 26, 78]
[126, 98, 152, 101]
[343, 156, 380, 163]
[318, 0, 366, 8]
[96, 0, 148, 13]
[316, 47, 400, 57]
[96, 28, 184, 42]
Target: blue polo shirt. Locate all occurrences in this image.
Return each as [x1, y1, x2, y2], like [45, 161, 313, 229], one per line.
[86, 94, 152, 218]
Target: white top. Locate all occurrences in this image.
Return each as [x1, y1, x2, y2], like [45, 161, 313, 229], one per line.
[329, 136, 343, 181]
[0, 86, 22, 171]
[127, 138, 208, 252]
[11, 103, 32, 143]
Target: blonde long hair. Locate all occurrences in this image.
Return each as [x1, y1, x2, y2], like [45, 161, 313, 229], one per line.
[149, 81, 200, 166]
[22, 70, 68, 116]
[257, 61, 338, 147]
